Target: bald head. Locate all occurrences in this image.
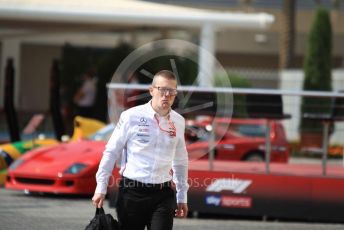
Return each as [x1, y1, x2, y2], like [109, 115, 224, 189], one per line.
[152, 70, 177, 87]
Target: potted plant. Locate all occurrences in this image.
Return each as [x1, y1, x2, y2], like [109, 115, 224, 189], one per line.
[300, 7, 333, 150]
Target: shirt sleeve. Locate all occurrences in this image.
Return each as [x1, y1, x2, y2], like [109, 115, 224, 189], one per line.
[95, 112, 130, 194]
[172, 121, 189, 203]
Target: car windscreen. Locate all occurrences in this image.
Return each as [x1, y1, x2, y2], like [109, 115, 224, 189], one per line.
[214, 121, 267, 139]
[186, 122, 267, 143]
[185, 125, 211, 143]
[89, 124, 115, 141]
[229, 123, 266, 137]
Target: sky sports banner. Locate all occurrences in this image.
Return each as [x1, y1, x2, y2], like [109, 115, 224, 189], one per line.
[186, 168, 344, 222]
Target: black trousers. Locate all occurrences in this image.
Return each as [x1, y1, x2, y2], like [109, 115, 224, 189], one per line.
[116, 178, 175, 230]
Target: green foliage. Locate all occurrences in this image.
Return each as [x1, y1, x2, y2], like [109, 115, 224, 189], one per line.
[61, 44, 199, 122]
[300, 7, 333, 133]
[214, 72, 251, 88]
[214, 72, 252, 118]
[61, 43, 134, 122]
[61, 44, 110, 103]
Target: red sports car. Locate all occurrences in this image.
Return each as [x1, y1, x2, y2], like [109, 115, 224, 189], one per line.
[5, 124, 114, 195]
[186, 118, 289, 163]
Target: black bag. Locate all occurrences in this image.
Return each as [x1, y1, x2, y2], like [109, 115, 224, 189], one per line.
[85, 207, 119, 230]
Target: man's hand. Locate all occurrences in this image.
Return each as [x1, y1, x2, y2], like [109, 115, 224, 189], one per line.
[175, 203, 188, 218]
[92, 193, 105, 208]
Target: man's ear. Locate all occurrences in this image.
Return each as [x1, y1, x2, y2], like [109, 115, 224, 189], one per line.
[149, 86, 154, 97]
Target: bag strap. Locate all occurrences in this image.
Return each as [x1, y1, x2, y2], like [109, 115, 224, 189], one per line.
[95, 207, 105, 215]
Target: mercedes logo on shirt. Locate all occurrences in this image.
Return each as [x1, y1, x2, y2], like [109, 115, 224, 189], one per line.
[140, 117, 147, 124]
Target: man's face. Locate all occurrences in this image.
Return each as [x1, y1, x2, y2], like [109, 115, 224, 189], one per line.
[150, 76, 177, 111]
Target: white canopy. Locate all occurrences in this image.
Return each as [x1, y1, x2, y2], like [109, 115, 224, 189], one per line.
[0, 0, 274, 29]
[0, 0, 274, 107]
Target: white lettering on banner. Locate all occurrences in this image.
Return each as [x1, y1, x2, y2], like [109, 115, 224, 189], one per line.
[206, 178, 252, 193]
[221, 196, 252, 208]
[205, 195, 221, 206]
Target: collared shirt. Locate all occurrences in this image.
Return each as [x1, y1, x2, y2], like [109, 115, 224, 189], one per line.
[77, 79, 97, 106]
[95, 101, 189, 203]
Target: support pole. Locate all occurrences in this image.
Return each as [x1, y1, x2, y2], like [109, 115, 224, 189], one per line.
[208, 122, 216, 171]
[0, 40, 21, 109]
[198, 23, 215, 87]
[49, 59, 65, 141]
[4, 58, 20, 142]
[322, 121, 330, 176]
[265, 120, 272, 173]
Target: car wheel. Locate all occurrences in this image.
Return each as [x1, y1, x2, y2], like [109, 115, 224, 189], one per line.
[244, 152, 264, 162]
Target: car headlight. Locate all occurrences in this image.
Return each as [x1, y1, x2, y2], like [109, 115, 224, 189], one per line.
[9, 159, 25, 170]
[64, 163, 88, 174]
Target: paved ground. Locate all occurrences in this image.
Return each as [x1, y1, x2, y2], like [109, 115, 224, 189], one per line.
[289, 157, 344, 166]
[1, 188, 344, 230]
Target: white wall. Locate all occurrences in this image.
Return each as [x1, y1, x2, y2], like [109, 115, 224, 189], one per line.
[279, 69, 344, 144]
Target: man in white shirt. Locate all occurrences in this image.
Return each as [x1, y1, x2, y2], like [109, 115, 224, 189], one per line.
[73, 71, 97, 118]
[92, 70, 189, 230]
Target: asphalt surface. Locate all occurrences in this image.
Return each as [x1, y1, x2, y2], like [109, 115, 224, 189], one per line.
[1, 188, 344, 230]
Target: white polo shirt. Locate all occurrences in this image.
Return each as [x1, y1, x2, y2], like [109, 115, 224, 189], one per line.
[77, 79, 96, 106]
[95, 101, 189, 203]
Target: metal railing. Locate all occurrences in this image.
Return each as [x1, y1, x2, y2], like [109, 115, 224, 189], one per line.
[108, 83, 344, 175]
